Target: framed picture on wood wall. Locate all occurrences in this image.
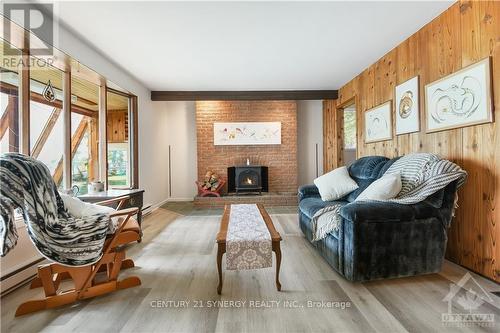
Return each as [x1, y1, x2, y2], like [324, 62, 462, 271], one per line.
[395, 76, 420, 135]
[425, 57, 493, 133]
[364, 101, 393, 143]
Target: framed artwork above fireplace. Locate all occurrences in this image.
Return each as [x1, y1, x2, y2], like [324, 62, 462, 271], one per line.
[214, 122, 281, 145]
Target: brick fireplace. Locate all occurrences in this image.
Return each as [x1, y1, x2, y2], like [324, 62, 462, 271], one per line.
[196, 101, 298, 196]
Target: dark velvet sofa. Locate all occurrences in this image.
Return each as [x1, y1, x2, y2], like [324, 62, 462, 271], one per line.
[298, 156, 459, 282]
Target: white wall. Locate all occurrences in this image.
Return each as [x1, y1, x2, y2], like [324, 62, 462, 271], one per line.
[157, 101, 198, 200]
[297, 100, 323, 186]
[143, 102, 171, 208]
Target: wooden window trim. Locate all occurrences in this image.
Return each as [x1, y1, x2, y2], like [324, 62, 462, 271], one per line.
[99, 84, 108, 188]
[19, 41, 30, 155]
[105, 90, 138, 189]
[62, 71, 72, 190]
[0, 81, 97, 118]
[1, 24, 139, 189]
[131, 96, 139, 188]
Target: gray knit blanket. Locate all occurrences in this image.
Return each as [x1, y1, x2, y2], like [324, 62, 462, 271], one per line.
[311, 153, 467, 241]
[0, 153, 112, 266]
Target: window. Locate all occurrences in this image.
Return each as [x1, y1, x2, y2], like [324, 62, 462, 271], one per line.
[107, 90, 131, 188]
[343, 108, 357, 150]
[29, 58, 64, 185]
[0, 40, 21, 153]
[71, 76, 99, 195]
[2, 19, 138, 193]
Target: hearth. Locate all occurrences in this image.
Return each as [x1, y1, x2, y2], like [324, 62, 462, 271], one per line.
[227, 166, 268, 195]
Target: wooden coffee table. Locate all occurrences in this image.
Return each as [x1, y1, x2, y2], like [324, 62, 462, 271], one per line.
[216, 204, 282, 294]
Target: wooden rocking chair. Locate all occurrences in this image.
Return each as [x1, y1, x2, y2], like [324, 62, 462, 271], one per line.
[15, 196, 142, 316]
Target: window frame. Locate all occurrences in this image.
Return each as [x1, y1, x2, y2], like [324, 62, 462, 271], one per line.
[1, 25, 139, 191]
[105, 87, 137, 189]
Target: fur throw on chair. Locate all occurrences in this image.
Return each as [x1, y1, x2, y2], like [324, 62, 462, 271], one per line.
[0, 153, 114, 266]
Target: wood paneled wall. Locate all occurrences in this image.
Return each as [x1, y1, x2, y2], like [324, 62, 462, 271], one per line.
[322, 99, 338, 173]
[324, 1, 500, 281]
[106, 111, 128, 143]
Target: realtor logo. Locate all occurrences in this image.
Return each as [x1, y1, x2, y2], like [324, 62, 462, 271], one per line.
[3, 2, 54, 55]
[442, 272, 495, 328]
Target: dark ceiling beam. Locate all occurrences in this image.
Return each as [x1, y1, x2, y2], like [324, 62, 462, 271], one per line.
[151, 90, 338, 101]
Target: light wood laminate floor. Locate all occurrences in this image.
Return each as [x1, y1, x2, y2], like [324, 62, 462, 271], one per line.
[1, 208, 499, 332]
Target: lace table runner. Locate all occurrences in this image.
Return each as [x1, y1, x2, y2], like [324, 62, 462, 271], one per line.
[226, 204, 272, 270]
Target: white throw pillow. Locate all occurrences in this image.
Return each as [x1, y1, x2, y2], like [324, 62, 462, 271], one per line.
[59, 192, 120, 232]
[356, 173, 402, 201]
[313, 166, 359, 201]
[59, 192, 115, 217]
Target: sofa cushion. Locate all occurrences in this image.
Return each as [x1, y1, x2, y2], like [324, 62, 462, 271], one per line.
[344, 156, 388, 202]
[343, 156, 402, 202]
[356, 173, 402, 201]
[313, 166, 359, 201]
[298, 184, 321, 201]
[348, 156, 389, 181]
[377, 156, 400, 177]
[340, 201, 413, 222]
[299, 197, 347, 219]
[339, 200, 441, 223]
[344, 179, 372, 202]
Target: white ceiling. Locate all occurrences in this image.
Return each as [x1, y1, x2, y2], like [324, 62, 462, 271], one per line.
[54, 1, 453, 91]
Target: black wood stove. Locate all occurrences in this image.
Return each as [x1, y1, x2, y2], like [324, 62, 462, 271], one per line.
[227, 166, 268, 195]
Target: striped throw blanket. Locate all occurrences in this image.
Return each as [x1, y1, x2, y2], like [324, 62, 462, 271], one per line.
[0, 153, 113, 266]
[311, 153, 467, 241]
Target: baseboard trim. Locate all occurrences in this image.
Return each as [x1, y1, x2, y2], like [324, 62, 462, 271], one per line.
[0, 258, 45, 282]
[1, 257, 49, 297]
[143, 198, 169, 215]
[167, 197, 195, 202]
[1, 273, 37, 297]
[142, 197, 194, 216]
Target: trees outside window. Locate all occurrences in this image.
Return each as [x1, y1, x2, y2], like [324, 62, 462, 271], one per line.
[343, 109, 356, 149]
[107, 91, 131, 188]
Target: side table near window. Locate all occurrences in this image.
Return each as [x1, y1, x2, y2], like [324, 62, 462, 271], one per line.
[78, 189, 145, 240]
